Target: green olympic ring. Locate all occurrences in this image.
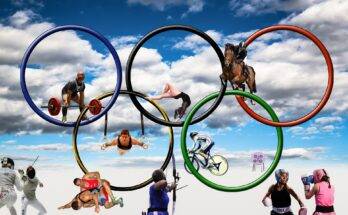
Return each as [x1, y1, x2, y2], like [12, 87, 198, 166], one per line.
[181, 90, 283, 192]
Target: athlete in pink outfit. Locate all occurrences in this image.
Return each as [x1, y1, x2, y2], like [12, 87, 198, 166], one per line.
[302, 169, 335, 215]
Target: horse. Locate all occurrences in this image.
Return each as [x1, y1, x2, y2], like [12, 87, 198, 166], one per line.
[220, 43, 257, 100]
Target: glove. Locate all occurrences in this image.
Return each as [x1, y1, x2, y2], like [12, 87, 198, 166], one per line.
[301, 175, 311, 186]
[18, 169, 24, 175]
[21, 175, 28, 182]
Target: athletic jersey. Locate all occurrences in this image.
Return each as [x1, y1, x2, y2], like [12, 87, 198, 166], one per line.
[81, 178, 99, 190]
[315, 182, 335, 206]
[21, 176, 39, 200]
[271, 186, 291, 208]
[149, 184, 169, 213]
[192, 133, 213, 152]
[62, 80, 85, 96]
[117, 136, 132, 150]
[174, 92, 191, 104]
[0, 168, 21, 191]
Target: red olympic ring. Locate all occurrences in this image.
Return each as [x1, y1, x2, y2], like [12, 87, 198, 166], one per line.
[236, 25, 334, 127]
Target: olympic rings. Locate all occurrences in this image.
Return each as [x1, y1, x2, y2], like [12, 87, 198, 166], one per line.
[72, 90, 174, 191]
[181, 90, 283, 192]
[19, 24, 334, 193]
[125, 25, 227, 127]
[20, 25, 122, 127]
[237, 25, 334, 127]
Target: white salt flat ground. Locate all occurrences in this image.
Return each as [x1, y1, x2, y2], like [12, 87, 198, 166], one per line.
[1, 163, 347, 215]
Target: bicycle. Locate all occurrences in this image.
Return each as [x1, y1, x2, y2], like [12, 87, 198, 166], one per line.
[184, 149, 229, 176]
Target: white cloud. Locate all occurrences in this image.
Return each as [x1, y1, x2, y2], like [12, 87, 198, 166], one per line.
[173, 30, 223, 51]
[229, 0, 325, 16]
[2, 140, 16, 144]
[127, 0, 205, 17]
[98, 147, 326, 167]
[314, 116, 342, 125]
[1, 0, 348, 135]
[8, 10, 36, 28]
[110, 35, 142, 49]
[16, 143, 69, 151]
[214, 147, 326, 164]
[288, 116, 343, 138]
[0, 11, 119, 133]
[15, 129, 43, 136]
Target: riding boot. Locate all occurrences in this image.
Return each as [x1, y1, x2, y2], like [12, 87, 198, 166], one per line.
[62, 106, 68, 122]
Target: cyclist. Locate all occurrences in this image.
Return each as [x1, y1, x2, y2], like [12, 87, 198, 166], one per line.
[189, 132, 215, 167]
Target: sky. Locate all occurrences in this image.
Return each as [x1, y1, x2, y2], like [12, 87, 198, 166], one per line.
[0, 0, 347, 214]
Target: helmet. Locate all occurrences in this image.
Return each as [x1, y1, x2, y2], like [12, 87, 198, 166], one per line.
[189, 132, 198, 139]
[275, 169, 289, 183]
[27, 166, 36, 179]
[313, 169, 327, 183]
[1, 157, 15, 169]
[152, 169, 166, 183]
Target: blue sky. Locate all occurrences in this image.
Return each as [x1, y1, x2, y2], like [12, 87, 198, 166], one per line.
[0, 0, 347, 176]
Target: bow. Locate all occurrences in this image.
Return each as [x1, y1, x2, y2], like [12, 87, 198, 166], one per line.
[171, 153, 179, 215]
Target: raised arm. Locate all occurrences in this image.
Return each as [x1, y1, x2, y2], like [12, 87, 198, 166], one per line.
[153, 180, 168, 191]
[305, 183, 318, 199]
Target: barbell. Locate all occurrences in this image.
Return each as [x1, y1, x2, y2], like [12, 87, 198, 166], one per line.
[40, 97, 103, 116]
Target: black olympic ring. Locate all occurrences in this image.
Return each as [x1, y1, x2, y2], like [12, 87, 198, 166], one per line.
[125, 25, 227, 127]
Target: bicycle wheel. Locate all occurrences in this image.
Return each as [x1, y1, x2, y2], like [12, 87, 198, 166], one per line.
[184, 155, 200, 174]
[208, 155, 229, 176]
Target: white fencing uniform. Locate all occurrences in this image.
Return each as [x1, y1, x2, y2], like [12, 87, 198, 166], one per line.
[20, 176, 46, 215]
[0, 167, 22, 215]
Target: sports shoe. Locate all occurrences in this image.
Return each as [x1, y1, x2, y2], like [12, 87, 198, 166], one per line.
[115, 197, 124, 207]
[174, 109, 179, 120]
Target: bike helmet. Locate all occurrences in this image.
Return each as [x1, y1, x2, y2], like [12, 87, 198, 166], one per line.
[190, 132, 198, 139]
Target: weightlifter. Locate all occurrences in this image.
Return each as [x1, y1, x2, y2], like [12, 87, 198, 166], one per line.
[61, 70, 86, 122]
